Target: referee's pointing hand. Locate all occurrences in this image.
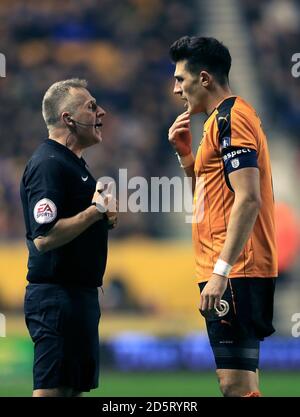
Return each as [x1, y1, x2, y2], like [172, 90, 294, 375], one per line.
[92, 181, 118, 228]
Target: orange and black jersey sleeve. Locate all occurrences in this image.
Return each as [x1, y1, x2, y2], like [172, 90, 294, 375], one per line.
[216, 97, 258, 183]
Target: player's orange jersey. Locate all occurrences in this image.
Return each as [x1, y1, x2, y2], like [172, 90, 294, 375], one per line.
[192, 96, 278, 283]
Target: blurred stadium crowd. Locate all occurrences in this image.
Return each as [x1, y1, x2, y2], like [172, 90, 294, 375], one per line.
[0, 0, 198, 239]
[0, 0, 299, 240]
[242, 0, 300, 134]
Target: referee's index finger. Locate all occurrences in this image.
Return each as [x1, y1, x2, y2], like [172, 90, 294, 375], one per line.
[106, 181, 114, 194]
[96, 180, 104, 194]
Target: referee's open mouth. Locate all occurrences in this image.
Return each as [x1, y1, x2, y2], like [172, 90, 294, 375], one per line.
[94, 121, 103, 140]
[95, 120, 103, 132]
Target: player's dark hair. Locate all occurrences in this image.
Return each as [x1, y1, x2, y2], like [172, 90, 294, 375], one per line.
[169, 36, 231, 86]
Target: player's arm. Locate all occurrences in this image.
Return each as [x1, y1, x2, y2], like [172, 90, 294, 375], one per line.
[168, 111, 196, 193]
[218, 167, 261, 264]
[200, 167, 261, 312]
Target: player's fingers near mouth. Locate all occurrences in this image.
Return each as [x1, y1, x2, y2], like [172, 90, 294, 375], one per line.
[175, 120, 190, 129]
[176, 111, 190, 122]
[173, 128, 190, 135]
[171, 115, 188, 130]
[168, 123, 179, 137]
[169, 117, 190, 136]
[174, 115, 190, 126]
[169, 120, 183, 134]
[168, 126, 175, 138]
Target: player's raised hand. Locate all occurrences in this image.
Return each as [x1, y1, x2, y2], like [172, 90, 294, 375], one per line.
[168, 111, 192, 156]
[92, 181, 118, 228]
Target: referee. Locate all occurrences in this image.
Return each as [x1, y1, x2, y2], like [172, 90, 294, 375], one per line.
[20, 79, 117, 397]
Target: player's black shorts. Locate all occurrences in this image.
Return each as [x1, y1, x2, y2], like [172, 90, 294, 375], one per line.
[24, 283, 101, 392]
[199, 278, 276, 372]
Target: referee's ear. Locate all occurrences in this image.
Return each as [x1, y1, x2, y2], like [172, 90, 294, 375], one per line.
[62, 112, 75, 129]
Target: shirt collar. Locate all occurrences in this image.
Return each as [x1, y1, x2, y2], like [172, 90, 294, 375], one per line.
[203, 95, 237, 128]
[45, 139, 87, 168]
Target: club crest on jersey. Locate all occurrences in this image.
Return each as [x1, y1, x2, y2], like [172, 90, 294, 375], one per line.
[34, 198, 57, 224]
[231, 158, 240, 169]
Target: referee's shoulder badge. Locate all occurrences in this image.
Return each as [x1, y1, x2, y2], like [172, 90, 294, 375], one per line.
[34, 198, 57, 224]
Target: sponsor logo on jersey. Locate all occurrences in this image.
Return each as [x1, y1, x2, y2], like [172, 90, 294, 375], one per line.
[223, 147, 251, 161]
[34, 198, 57, 224]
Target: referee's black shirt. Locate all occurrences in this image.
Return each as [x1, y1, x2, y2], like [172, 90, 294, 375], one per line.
[20, 139, 108, 287]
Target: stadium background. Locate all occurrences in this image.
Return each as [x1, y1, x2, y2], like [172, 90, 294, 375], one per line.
[0, 0, 300, 396]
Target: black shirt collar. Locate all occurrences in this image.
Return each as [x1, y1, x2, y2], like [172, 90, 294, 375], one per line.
[45, 139, 88, 168]
[205, 95, 237, 120]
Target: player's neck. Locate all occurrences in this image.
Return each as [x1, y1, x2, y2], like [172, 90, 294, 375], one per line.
[205, 86, 233, 116]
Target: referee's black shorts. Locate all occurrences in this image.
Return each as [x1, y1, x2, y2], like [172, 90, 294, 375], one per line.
[24, 283, 101, 392]
[199, 278, 276, 372]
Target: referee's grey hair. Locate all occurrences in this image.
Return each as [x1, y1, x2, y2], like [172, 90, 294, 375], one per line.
[42, 78, 88, 128]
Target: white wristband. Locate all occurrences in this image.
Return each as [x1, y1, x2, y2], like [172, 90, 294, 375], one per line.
[176, 152, 195, 168]
[213, 259, 232, 277]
